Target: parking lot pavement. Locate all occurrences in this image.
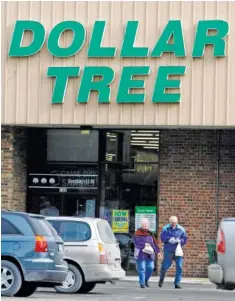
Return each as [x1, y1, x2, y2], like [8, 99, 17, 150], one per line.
[3, 282, 234, 301]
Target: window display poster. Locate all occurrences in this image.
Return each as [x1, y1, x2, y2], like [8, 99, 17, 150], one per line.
[85, 199, 95, 217]
[135, 206, 157, 233]
[112, 210, 129, 233]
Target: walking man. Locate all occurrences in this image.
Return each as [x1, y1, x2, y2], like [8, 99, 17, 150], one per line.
[158, 216, 188, 289]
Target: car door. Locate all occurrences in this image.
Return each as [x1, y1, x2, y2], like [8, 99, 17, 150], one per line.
[1, 215, 35, 260]
[57, 220, 99, 265]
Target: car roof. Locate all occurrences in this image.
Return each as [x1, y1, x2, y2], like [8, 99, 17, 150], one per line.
[1, 210, 44, 219]
[221, 217, 235, 222]
[46, 216, 105, 223]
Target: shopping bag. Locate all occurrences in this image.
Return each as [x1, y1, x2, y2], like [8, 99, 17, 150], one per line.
[175, 243, 184, 257]
[142, 244, 154, 255]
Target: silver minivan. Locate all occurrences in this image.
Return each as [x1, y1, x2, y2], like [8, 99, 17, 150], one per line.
[47, 217, 125, 294]
[208, 218, 235, 290]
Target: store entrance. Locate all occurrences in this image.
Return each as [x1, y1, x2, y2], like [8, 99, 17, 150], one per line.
[28, 192, 97, 218]
[63, 195, 96, 217]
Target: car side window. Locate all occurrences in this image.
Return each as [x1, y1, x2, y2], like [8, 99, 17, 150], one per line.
[1, 218, 23, 235]
[59, 221, 91, 242]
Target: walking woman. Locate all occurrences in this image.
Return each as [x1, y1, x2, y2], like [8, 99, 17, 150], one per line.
[134, 218, 161, 288]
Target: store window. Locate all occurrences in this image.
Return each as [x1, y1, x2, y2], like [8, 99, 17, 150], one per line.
[99, 162, 158, 233]
[47, 129, 99, 162]
[99, 130, 159, 273]
[28, 195, 61, 215]
[106, 132, 118, 162]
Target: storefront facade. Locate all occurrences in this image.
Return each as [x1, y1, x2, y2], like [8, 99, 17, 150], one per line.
[1, 1, 235, 277]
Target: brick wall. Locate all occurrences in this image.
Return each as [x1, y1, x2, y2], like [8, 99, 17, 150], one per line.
[218, 131, 235, 220]
[1, 126, 27, 211]
[158, 129, 235, 278]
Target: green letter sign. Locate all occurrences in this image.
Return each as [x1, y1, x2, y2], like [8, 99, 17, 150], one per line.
[77, 67, 115, 103]
[88, 21, 116, 57]
[192, 20, 229, 57]
[117, 66, 150, 103]
[152, 66, 186, 103]
[121, 21, 149, 57]
[47, 67, 80, 103]
[151, 21, 186, 57]
[48, 21, 86, 57]
[9, 20, 45, 57]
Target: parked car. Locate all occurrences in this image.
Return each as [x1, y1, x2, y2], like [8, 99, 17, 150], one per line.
[47, 217, 126, 294]
[208, 217, 235, 290]
[1, 210, 68, 297]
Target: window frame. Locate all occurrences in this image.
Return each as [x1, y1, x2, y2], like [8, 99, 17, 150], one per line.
[57, 220, 91, 242]
[1, 217, 24, 236]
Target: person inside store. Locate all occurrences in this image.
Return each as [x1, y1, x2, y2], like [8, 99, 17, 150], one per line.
[158, 216, 188, 289]
[133, 218, 161, 288]
[40, 198, 59, 216]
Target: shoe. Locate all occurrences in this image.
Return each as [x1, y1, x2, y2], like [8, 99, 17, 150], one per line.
[175, 284, 182, 289]
[145, 281, 150, 287]
[140, 284, 145, 288]
[158, 279, 164, 288]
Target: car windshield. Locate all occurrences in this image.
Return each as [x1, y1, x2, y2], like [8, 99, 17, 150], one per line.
[97, 220, 116, 244]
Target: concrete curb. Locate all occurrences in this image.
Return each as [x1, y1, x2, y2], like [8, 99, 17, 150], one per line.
[120, 276, 212, 285]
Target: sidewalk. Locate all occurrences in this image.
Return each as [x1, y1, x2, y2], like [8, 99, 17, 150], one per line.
[121, 276, 211, 285]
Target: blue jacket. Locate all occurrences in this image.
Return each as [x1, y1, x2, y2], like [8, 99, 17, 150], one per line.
[160, 224, 188, 253]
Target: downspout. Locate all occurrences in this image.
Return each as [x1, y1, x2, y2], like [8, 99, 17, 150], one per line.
[216, 130, 221, 230]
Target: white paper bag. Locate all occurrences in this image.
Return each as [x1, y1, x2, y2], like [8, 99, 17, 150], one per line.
[142, 244, 154, 255]
[175, 243, 184, 257]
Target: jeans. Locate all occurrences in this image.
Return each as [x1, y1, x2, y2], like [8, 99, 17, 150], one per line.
[136, 259, 154, 286]
[160, 251, 183, 285]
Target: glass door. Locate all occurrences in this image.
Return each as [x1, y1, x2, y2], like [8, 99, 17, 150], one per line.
[63, 195, 96, 217]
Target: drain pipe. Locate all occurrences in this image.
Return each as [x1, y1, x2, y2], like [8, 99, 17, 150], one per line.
[216, 130, 221, 230]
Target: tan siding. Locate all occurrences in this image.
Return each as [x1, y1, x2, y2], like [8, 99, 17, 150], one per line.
[1, 1, 235, 126]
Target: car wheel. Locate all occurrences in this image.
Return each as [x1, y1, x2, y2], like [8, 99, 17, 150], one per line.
[79, 282, 96, 294]
[224, 284, 235, 291]
[1, 260, 22, 296]
[216, 284, 234, 291]
[15, 282, 37, 297]
[54, 263, 83, 294]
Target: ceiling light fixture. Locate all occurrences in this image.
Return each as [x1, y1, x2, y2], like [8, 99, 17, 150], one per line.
[138, 130, 159, 133]
[131, 143, 159, 147]
[131, 133, 154, 136]
[132, 137, 159, 140]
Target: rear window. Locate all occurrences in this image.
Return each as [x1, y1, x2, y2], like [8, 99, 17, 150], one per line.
[30, 217, 54, 236]
[97, 220, 116, 244]
[48, 220, 59, 234]
[47, 221, 59, 237]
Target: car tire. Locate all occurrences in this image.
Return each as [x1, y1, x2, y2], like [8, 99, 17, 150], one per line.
[224, 284, 235, 291]
[15, 282, 37, 297]
[79, 282, 96, 294]
[1, 260, 22, 297]
[216, 284, 235, 291]
[54, 263, 84, 294]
